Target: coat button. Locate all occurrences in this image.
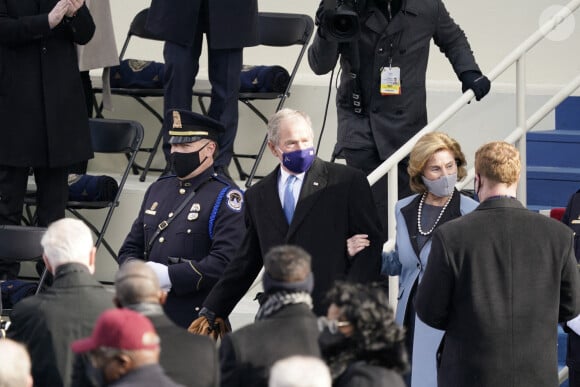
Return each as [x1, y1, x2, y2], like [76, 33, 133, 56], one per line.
[179, 188, 186, 194]
[168, 212, 174, 218]
[159, 237, 165, 243]
[195, 307, 200, 311]
[187, 229, 191, 234]
[41, 47, 47, 54]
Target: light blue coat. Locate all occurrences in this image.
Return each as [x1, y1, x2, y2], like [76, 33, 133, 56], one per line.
[382, 190, 478, 387]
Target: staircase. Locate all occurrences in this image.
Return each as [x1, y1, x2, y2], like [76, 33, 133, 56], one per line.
[527, 96, 580, 210]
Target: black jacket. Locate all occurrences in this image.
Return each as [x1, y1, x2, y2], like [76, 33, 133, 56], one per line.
[203, 158, 383, 317]
[0, 0, 94, 167]
[219, 303, 321, 387]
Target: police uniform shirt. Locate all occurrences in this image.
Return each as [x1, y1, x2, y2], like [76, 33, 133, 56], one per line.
[118, 168, 245, 326]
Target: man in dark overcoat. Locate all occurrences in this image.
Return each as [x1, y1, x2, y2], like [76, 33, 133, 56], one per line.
[118, 110, 245, 328]
[415, 141, 580, 387]
[0, 0, 95, 278]
[7, 219, 113, 387]
[145, 0, 259, 176]
[308, 0, 490, 236]
[219, 245, 321, 387]
[189, 108, 383, 335]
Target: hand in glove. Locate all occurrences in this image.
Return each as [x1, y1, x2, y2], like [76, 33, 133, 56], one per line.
[460, 70, 491, 101]
[188, 307, 231, 341]
[145, 261, 172, 291]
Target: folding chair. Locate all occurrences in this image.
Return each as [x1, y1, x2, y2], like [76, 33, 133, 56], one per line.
[25, 118, 144, 261]
[193, 12, 314, 186]
[0, 225, 46, 324]
[93, 9, 165, 182]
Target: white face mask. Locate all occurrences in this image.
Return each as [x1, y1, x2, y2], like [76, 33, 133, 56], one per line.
[421, 173, 457, 198]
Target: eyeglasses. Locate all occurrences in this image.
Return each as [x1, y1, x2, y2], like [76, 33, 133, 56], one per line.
[317, 316, 351, 334]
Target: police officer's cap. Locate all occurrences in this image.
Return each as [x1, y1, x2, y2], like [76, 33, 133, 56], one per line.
[167, 109, 224, 144]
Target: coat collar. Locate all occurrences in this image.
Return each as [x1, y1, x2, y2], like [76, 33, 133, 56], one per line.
[52, 262, 103, 289]
[256, 159, 328, 239]
[475, 196, 524, 211]
[401, 189, 463, 256]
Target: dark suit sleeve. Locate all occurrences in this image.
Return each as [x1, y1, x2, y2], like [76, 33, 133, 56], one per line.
[433, 0, 480, 78]
[559, 234, 580, 322]
[218, 334, 241, 387]
[415, 229, 454, 330]
[64, 4, 95, 45]
[345, 170, 383, 283]
[203, 198, 264, 318]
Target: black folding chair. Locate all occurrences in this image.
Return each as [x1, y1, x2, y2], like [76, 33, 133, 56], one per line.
[93, 9, 165, 182]
[193, 12, 315, 186]
[25, 119, 144, 261]
[0, 225, 46, 324]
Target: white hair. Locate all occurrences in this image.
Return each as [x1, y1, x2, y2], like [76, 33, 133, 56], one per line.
[267, 108, 314, 146]
[0, 339, 33, 387]
[41, 218, 94, 269]
[269, 356, 331, 387]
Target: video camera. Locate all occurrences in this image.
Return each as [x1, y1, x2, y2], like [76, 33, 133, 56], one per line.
[319, 0, 361, 42]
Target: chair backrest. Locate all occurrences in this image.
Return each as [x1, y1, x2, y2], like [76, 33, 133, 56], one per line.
[252, 12, 314, 110]
[118, 8, 164, 60]
[0, 225, 46, 262]
[89, 118, 144, 154]
[258, 12, 314, 48]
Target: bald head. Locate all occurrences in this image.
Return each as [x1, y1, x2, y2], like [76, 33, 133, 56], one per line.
[0, 339, 33, 387]
[115, 261, 162, 306]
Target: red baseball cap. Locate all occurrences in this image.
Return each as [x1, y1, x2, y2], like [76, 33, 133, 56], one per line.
[71, 308, 160, 354]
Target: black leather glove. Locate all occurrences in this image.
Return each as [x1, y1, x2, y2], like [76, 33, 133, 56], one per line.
[460, 70, 491, 101]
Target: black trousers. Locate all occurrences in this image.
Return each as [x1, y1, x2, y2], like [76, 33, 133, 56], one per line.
[162, 1, 243, 170]
[0, 166, 68, 278]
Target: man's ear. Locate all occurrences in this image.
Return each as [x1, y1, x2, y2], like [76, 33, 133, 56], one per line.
[42, 254, 54, 275]
[87, 246, 97, 274]
[158, 290, 168, 306]
[268, 141, 278, 157]
[115, 353, 133, 377]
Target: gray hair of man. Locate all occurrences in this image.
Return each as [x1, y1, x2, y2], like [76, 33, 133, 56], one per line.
[264, 245, 311, 282]
[267, 108, 314, 147]
[0, 339, 33, 387]
[40, 218, 96, 274]
[114, 260, 166, 307]
[269, 355, 331, 387]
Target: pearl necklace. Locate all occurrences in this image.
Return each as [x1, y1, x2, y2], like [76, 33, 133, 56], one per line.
[417, 192, 453, 236]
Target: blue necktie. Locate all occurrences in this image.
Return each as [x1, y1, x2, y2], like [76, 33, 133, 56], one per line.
[283, 175, 297, 224]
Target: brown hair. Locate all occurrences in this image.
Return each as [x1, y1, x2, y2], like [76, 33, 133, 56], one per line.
[407, 132, 467, 193]
[474, 141, 520, 185]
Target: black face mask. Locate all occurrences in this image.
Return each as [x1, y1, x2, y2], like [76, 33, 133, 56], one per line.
[170, 143, 209, 179]
[318, 327, 352, 358]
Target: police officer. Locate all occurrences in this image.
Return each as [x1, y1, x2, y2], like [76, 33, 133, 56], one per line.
[118, 109, 246, 328]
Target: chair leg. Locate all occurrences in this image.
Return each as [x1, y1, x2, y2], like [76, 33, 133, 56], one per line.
[36, 267, 49, 294]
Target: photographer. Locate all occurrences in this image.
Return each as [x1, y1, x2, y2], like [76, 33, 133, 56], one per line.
[308, 0, 490, 238]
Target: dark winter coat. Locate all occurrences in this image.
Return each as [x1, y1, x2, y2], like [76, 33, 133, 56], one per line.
[0, 0, 95, 167]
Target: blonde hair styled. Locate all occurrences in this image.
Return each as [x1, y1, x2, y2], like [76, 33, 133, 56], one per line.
[407, 132, 467, 193]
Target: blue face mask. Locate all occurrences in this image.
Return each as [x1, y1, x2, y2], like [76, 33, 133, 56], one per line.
[279, 147, 316, 174]
[421, 173, 457, 198]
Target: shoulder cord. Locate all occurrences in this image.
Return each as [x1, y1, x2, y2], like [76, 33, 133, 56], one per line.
[144, 177, 212, 260]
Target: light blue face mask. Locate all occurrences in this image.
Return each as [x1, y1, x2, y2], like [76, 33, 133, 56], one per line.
[421, 173, 457, 198]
